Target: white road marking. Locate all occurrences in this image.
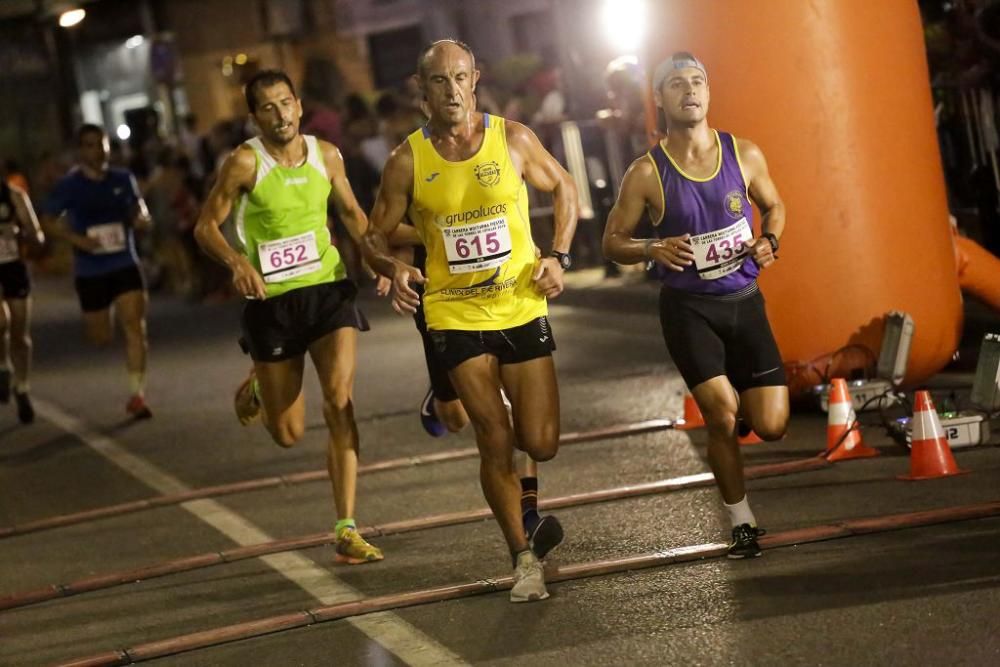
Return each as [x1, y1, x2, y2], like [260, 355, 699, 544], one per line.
[35, 398, 467, 666]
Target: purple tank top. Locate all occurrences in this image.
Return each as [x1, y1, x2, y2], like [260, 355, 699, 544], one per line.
[649, 130, 758, 295]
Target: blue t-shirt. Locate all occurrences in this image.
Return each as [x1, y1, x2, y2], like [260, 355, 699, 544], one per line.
[43, 167, 142, 277]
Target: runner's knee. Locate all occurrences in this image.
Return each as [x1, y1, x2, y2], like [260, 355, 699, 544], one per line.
[703, 406, 738, 437]
[754, 413, 788, 441]
[267, 418, 304, 448]
[520, 428, 558, 462]
[322, 394, 354, 426]
[474, 419, 515, 461]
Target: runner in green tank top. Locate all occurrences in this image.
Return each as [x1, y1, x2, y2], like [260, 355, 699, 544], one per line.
[195, 70, 382, 565]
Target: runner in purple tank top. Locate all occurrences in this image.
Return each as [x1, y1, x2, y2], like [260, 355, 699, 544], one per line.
[603, 52, 790, 559]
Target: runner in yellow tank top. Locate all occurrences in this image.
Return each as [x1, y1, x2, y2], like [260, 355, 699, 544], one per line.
[407, 113, 545, 331]
[364, 40, 579, 603]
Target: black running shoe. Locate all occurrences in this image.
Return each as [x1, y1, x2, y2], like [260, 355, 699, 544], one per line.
[0, 368, 10, 404]
[727, 523, 765, 559]
[528, 515, 564, 559]
[14, 390, 34, 424]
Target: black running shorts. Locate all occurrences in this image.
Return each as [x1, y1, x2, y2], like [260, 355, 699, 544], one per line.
[0, 261, 30, 299]
[240, 279, 369, 362]
[429, 316, 556, 372]
[413, 299, 459, 402]
[659, 285, 786, 394]
[74, 264, 145, 312]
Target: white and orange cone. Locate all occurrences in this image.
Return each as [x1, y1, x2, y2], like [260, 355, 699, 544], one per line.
[677, 393, 705, 430]
[899, 390, 969, 480]
[825, 378, 879, 461]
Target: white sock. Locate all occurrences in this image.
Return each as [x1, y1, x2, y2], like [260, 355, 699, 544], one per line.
[129, 372, 146, 397]
[724, 495, 756, 529]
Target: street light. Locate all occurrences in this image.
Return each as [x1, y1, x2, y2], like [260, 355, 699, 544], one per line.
[58, 8, 86, 28]
[600, 0, 646, 55]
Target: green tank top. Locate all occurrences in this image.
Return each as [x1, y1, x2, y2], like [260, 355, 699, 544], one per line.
[235, 135, 345, 298]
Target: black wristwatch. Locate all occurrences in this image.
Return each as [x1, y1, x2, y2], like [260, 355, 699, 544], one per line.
[761, 232, 779, 253]
[550, 250, 572, 270]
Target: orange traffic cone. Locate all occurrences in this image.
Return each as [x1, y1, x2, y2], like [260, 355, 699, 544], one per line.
[899, 390, 969, 480]
[738, 429, 763, 446]
[825, 378, 879, 461]
[677, 393, 705, 430]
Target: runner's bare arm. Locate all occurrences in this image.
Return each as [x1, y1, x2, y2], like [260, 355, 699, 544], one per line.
[320, 141, 368, 243]
[363, 143, 424, 313]
[506, 120, 576, 297]
[737, 138, 785, 268]
[193, 146, 266, 299]
[388, 222, 422, 247]
[363, 144, 415, 276]
[129, 174, 153, 232]
[506, 121, 577, 254]
[40, 212, 98, 253]
[10, 185, 44, 249]
[603, 157, 694, 271]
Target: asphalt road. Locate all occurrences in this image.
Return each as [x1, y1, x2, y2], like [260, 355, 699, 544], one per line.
[1, 272, 998, 667]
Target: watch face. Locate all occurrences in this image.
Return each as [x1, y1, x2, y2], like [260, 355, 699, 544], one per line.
[554, 253, 571, 269]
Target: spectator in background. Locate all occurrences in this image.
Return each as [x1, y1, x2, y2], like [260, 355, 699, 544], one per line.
[528, 59, 569, 163]
[474, 59, 503, 116]
[340, 94, 380, 213]
[145, 148, 199, 297]
[178, 114, 205, 183]
[360, 92, 422, 176]
[301, 96, 344, 148]
[600, 56, 652, 158]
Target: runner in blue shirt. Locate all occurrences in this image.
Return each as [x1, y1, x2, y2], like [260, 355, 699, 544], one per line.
[42, 124, 154, 419]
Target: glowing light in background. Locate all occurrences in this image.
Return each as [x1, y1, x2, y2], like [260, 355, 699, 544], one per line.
[116, 124, 131, 141]
[125, 35, 145, 49]
[601, 0, 646, 55]
[235, 53, 248, 65]
[58, 8, 86, 28]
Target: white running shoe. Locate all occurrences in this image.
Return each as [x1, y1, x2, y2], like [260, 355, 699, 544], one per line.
[510, 549, 549, 602]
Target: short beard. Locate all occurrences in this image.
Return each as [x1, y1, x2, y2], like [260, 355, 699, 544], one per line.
[267, 127, 296, 145]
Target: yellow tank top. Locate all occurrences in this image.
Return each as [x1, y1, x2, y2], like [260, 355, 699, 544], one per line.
[407, 114, 546, 331]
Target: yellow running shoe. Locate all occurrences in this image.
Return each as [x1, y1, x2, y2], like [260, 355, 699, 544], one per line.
[335, 527, 384, 565]
[234, 369, 261, 426]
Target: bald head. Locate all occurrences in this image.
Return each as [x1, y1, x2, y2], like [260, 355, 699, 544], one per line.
[417, 39, 476, 82]
[416, 39, 480, 125]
